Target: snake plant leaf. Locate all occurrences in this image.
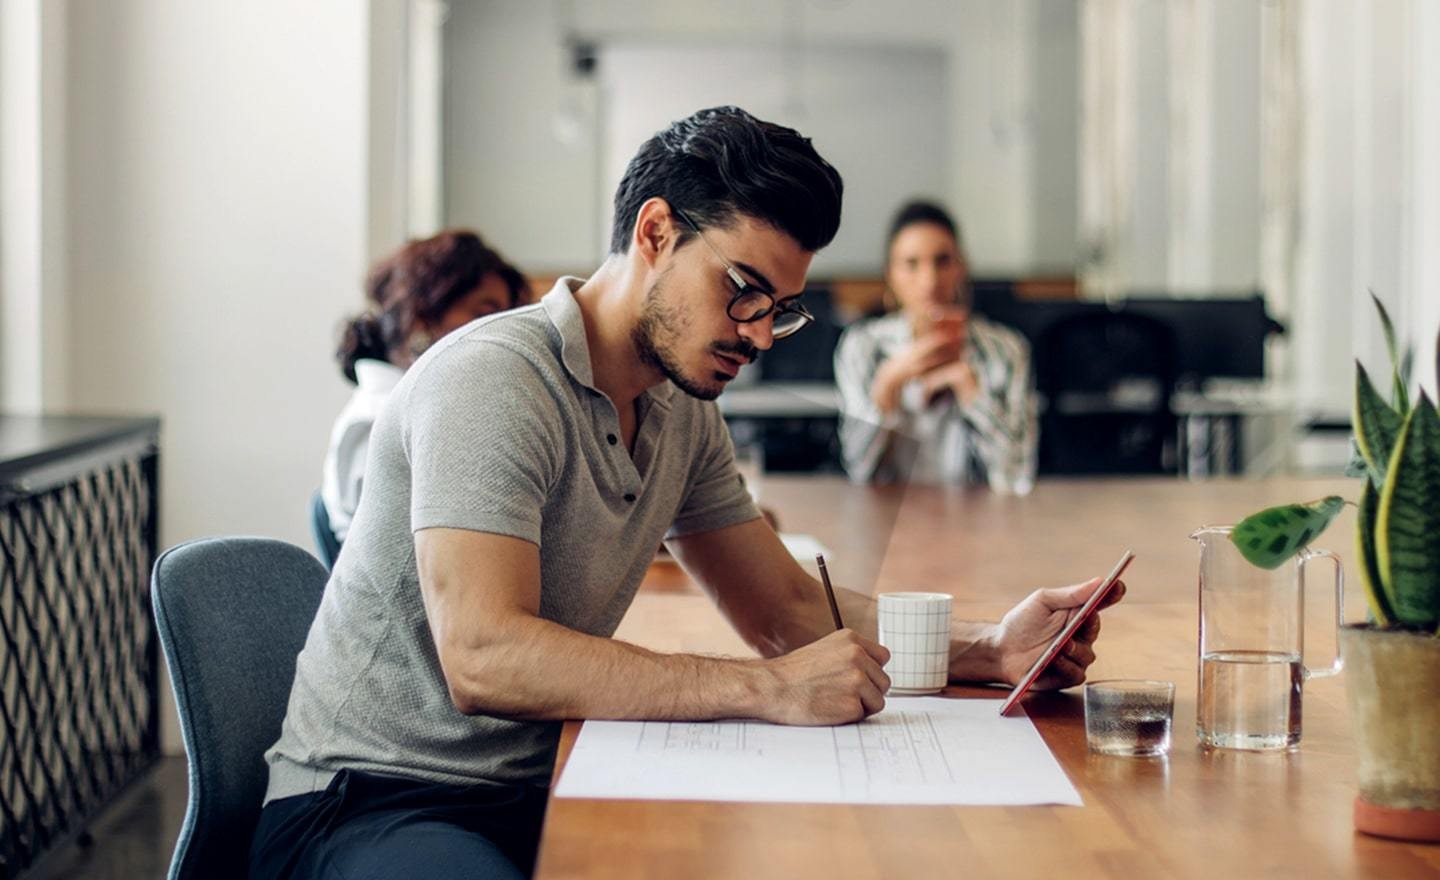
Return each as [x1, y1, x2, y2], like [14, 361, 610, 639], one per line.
[1343, 437, 1370, 479]
[1354, 362, 1403, 488]
[1231, 496, 1346, 570]
[1395, 345, 1414, 414]
[1375, 393, 1440, 627]
[1355, 479, 1394, 626]
[1370, 292, 1410, 412]
[1371, 291, 1397, 360]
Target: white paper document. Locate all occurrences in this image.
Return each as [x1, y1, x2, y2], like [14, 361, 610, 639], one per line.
[554, 697, 1082, 806]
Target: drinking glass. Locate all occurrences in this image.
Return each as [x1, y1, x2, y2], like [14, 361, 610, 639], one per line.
[1085, 680, 1175, 757]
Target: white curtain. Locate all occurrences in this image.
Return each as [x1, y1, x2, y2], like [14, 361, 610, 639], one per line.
[1259, 0, 1301, 331]
[1078, 0, 1135, 300]
[1286, 0, 1439, 411]
[1166, 0, 1214, 291]
[1414, 0, 1440, 400]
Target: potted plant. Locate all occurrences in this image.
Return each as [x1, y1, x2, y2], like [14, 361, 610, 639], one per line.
[1231, 295, 1440, 842]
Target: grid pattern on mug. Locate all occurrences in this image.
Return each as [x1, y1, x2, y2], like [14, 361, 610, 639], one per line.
[879, 600, 951, 689]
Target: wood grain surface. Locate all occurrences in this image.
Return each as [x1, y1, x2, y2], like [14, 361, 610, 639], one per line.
[536, 477, 1440, 879]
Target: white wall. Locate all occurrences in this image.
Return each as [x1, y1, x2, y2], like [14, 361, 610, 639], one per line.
[1291, 0, 1434, 413]
[443, 0, 1078, 275]
[0, 0, 69, 412]
[443, 0, 606, 271]
[368, 0, 449, 256]
[65, 1, 369, 547]
[1413, 0, 1440, 401]
[59, 0, 373, 754]
[1129, 0, 1171, 290]
[598, 43, 946, 275]
[1205, 3, 1262, 292]
[1078, 0, 1263, 296]
[1029, 3, 1082, 272]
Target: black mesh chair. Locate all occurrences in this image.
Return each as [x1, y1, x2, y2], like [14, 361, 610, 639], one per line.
[1035, 310, 1178, 474]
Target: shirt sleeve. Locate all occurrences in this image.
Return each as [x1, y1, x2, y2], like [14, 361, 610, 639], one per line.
[666, 402, 761, 539]
[958, 326, 1038, 495]
[403, 341, 563, 545]
[834, 321, 901, 483]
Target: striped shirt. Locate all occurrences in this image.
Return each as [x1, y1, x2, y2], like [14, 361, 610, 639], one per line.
[834, 311, 1037, 493]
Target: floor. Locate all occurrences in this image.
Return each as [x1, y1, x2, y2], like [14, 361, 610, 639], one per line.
[21, 757, 186, 880]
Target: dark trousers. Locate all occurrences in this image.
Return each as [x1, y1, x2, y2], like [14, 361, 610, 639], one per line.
[249, 769, 549, 880]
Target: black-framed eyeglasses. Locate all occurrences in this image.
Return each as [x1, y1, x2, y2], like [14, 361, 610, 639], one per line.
[675, 210, 814, 340]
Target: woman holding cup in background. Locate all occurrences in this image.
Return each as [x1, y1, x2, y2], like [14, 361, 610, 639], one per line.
[834, 201, 1037, 493]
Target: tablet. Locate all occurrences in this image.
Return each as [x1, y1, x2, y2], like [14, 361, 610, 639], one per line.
[998, 550, 1134, 717]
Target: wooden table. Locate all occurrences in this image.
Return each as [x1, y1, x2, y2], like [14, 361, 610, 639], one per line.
[536, 476, 1440, 879]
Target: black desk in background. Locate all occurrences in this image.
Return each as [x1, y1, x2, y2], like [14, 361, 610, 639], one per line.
[972, 289, 1278, 384]
[728, 289, 846, 472]
[977, 292, 1280, 475]
[726, 288, 1281, 475]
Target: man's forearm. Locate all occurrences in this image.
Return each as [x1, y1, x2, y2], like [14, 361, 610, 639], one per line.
[441, 613, 775, 722]
[947, 620, 1003, 683]
[739, 571, 882, 652]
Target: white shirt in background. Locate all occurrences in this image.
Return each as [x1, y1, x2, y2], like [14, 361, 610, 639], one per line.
[321, 358, 405, 540]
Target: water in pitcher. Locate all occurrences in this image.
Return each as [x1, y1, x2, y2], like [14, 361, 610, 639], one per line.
[1198, 651, 1303, 750]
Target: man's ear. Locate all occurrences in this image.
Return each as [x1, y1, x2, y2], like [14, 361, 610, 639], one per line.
[632, 197, 680, 271]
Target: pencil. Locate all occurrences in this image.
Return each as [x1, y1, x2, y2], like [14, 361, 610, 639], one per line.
[815, 554, 845, 630]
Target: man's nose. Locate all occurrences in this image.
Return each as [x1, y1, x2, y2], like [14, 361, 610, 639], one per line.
[738, 315, 774, 352]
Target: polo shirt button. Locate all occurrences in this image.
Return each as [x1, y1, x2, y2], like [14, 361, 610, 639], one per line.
[623, 493, 636, 503]
[607, 434, 617, 445]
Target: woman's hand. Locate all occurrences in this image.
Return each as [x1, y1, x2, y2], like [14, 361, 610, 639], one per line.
[871, 320, 965, 414]
[919, 358, 980, 406]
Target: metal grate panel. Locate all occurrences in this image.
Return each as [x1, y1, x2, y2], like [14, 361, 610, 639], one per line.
[0, 454, 159, 879]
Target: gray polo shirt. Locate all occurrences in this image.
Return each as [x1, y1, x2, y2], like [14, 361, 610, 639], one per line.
[264, 279, 759, 801]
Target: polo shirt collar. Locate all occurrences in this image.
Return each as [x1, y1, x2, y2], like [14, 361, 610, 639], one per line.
[541, 277, 676, 407]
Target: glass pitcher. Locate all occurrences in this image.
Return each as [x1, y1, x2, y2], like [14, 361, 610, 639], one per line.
[1191, 526, 1344, 750]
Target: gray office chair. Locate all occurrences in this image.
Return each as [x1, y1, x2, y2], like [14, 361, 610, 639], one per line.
[151, 537, 327, 880]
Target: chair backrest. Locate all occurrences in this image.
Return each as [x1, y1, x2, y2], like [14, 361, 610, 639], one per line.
[1036, 311, 1179, 474]
[151, 537, 328, 880]
[308, 489, 342, 570]
[1036, 310, 1178, 397]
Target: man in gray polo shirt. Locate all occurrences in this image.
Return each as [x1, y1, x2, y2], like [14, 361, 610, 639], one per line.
[251, 106, 1123, 880]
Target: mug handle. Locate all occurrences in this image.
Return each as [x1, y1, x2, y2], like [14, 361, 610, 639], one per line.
[1298, 547, 1345, 678]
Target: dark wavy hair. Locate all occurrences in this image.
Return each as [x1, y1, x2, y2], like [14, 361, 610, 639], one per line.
[885, 199, 965, 259]
[337, 230, 529, 383]
[609, 106, 844, 255]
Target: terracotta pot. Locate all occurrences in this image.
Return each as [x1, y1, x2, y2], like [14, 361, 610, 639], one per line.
[1339, 623, 1440, 841]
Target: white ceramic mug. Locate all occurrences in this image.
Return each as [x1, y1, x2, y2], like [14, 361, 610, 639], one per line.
[877, 592, 952, 695]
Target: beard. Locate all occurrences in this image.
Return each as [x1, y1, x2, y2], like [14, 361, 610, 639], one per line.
[632, 271, 757, 401]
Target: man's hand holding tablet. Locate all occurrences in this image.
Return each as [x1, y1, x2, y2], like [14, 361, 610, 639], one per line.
[994, 551, 1134, 716]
